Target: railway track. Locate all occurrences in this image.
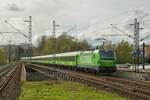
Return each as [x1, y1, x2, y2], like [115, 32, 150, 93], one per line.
[72, 73, 150, 100]
[0, 64, 13, 75]
[29, 64, 150, 100]
[0, 64, 18, 92]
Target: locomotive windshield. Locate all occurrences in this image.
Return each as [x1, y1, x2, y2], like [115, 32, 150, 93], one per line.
[99, 50, 114, 59]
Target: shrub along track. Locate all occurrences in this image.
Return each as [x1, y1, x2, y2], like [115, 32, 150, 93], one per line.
[29, 64, 150, 100]
[0, 63, 22, 100]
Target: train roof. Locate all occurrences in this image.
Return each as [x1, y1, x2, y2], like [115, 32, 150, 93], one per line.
[56, 51, 81, 57]
[80, 50, 99, 54]
[21, 51, 81, 60]
[20, 50, 100, 60]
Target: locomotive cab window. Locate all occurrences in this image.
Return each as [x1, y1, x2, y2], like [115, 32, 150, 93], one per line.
[99, 50, 114, 60]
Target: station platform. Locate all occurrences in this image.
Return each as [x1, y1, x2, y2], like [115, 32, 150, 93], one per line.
[117, 64, 150, 73]
[113, 64, 150, 81]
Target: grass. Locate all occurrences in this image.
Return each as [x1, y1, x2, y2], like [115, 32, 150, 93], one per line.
[18, 81, 128, 100]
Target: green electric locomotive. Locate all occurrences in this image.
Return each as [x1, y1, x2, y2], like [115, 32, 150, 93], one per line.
[77, 49, 116, 72]
[21, 49, 116, 72]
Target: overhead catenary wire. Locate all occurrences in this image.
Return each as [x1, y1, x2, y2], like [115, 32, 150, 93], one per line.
[81, 0, 150, 36]
[4, 20, 29, 39]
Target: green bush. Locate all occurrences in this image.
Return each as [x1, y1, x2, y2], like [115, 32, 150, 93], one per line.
[0, 48, 7, 65]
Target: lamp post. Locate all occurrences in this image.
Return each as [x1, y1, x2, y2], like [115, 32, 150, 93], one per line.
[24, 16, 32, 63]
[52, 20, 60, 65]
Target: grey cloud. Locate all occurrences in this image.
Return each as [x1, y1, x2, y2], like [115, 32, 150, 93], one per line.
[6, 3, 25, 12]
[0, 0, 149, 45]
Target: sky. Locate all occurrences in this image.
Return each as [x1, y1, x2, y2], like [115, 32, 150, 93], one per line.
[0, 0, 149, 46]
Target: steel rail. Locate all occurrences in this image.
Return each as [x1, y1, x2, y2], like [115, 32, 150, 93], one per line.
[29, 64, 150, 100]
[0, 65, 18, 92]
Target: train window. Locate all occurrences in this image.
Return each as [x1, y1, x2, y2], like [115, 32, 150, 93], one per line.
[56, 56, 76, 61]
[60, 57, 62, 61]
[99, 50, 114, 59]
